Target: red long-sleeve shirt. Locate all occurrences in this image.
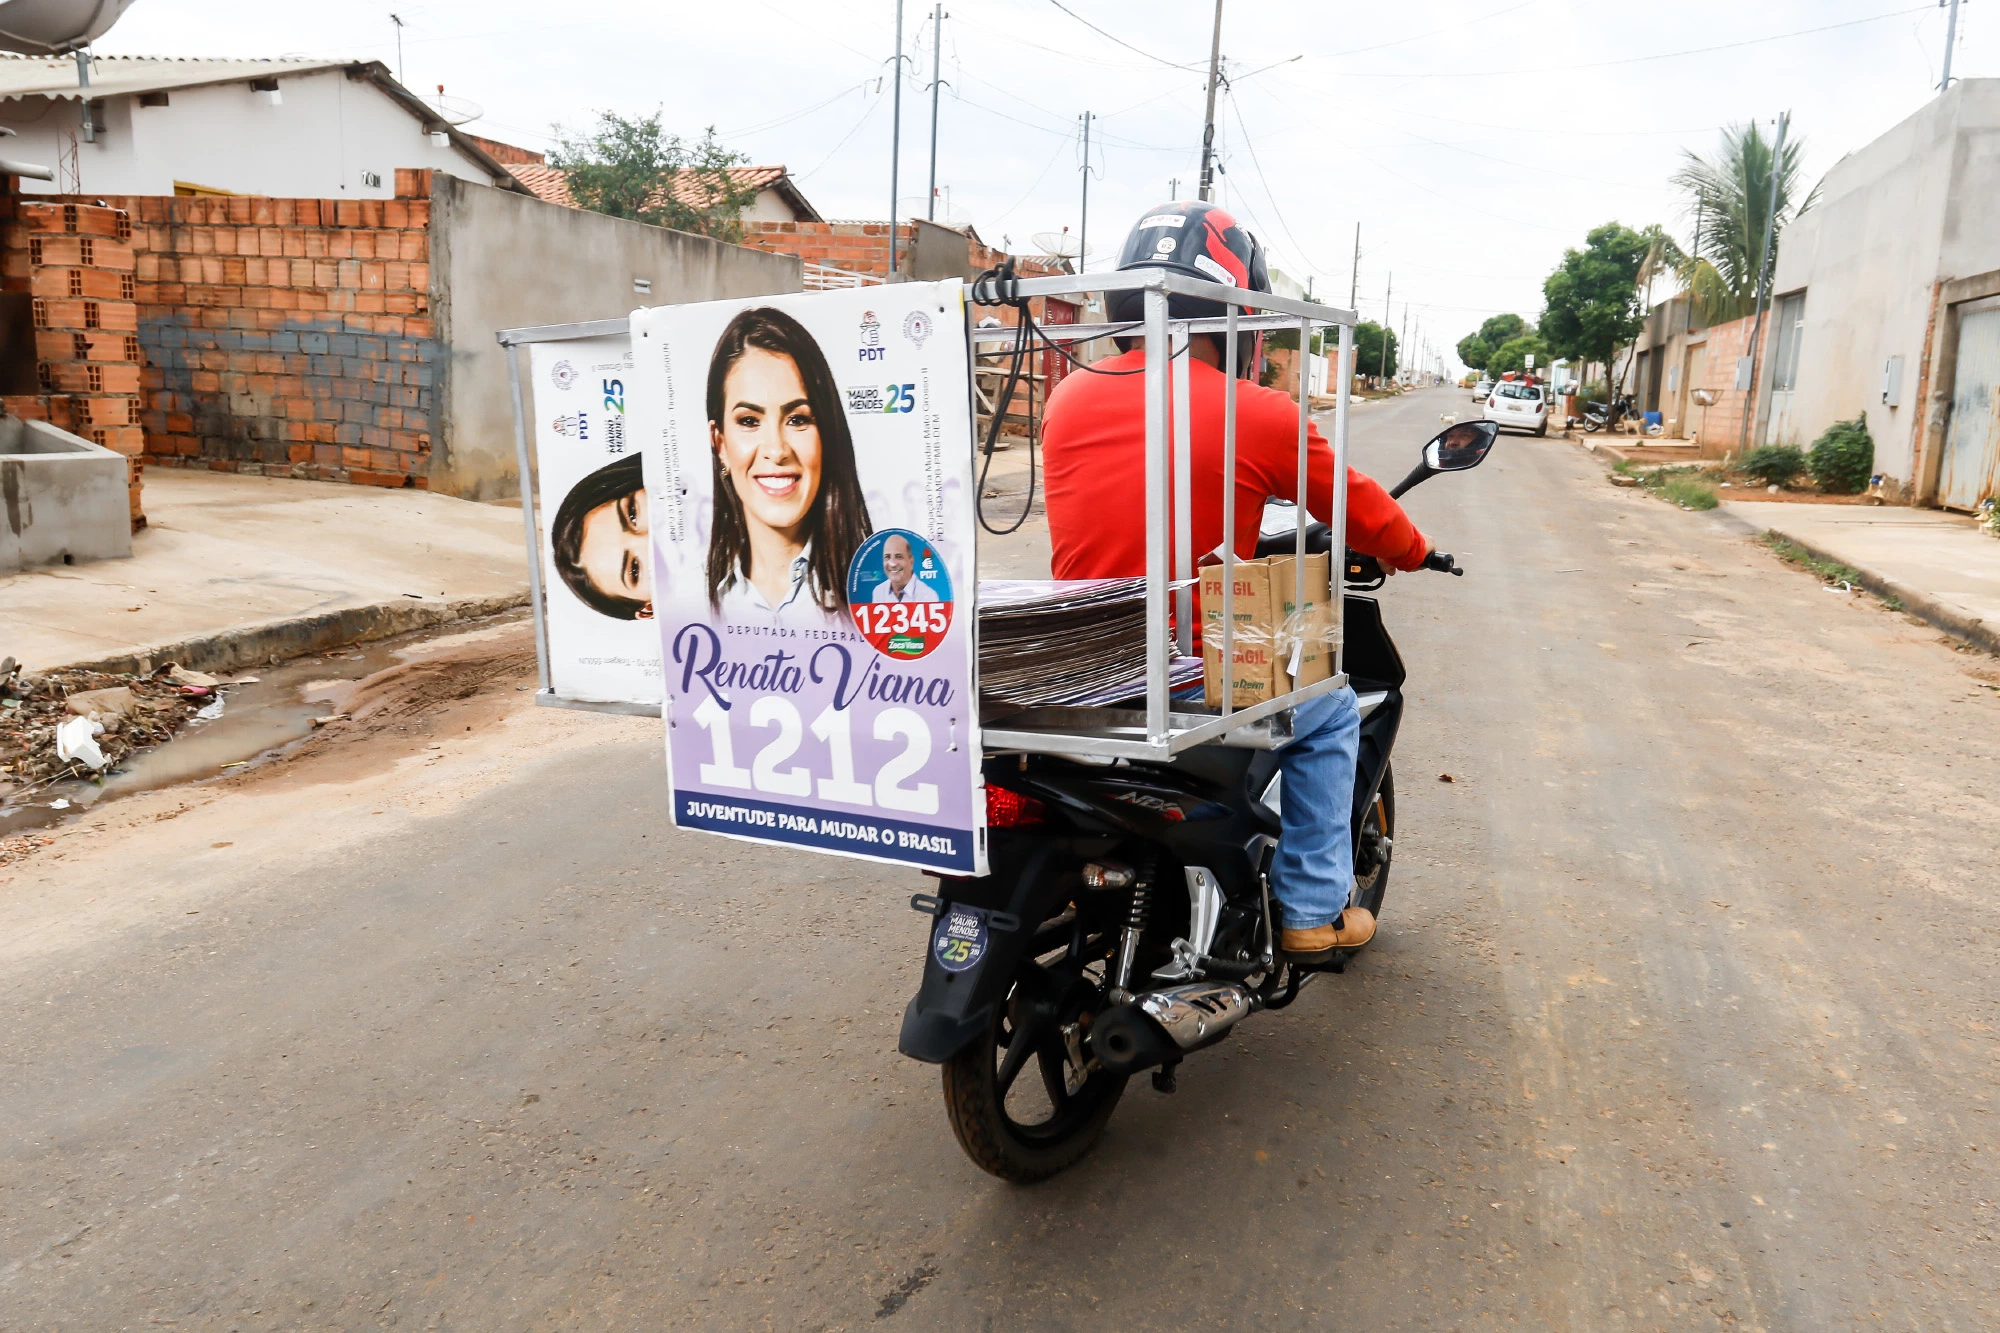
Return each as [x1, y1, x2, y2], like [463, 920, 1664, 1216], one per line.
[1039, 348, 1428, 578]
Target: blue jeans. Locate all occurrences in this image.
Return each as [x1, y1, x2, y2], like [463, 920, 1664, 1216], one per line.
[1269, 687, 1360, 930]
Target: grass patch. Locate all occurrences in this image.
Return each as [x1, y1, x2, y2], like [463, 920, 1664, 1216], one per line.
[1660, 475, 1718, 509]
[1762, 532, 1868, 589]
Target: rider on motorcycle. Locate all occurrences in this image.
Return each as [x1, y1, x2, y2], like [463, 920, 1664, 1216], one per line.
[1038, 202, 1432, 964]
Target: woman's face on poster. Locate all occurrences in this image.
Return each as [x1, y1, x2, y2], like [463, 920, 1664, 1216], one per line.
[712, 348, 824, 537]
[578, 486, 652, 612]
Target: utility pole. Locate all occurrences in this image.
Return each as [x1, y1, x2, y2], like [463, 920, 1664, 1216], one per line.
[1378, 272, 1392, 381]
[1169, 177, 1179, 200]
[1740, 110, 1790, 452]
[389, 14, 406, 86]
[1078, 111, 1094, 274]
[1400, 302, 1409, 383]
[1348, 222, 1360, 309]
[1941, 0, 1962, 90]
[1197, 0, 1224, 201]
[889, 0, 905, 277]
[926, 5, 944, 221]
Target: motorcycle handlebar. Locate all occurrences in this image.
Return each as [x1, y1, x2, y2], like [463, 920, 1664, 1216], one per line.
[1423, 550, 1464, 576]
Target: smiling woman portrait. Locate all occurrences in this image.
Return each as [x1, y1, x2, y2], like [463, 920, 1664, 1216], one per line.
[551, 453, 651, 620]
[705, 306, 872, 625]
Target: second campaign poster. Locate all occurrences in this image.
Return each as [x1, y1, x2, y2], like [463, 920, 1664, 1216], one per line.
[628, 282, 985, 875]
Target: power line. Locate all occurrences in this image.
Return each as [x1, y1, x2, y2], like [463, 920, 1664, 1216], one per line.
[1223, 89, 1335, 277]
[1318, 4, 1935, 78]
[1321, 0, 1536, 59]
[1044, 0, 1205, 70]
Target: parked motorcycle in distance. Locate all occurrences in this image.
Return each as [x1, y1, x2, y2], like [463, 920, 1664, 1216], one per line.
[1580, 393, 1636, 434]
[898, 419, 1499, 1182]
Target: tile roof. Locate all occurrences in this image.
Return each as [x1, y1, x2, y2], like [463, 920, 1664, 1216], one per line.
[508, 164, 797, 212]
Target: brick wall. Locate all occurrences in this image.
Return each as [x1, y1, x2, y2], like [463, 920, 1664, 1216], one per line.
[1692, 312, 1759, 456]
[738, 219, 1060, 283]
[0, 195, 146, 527]
[74, 167, 440, 488]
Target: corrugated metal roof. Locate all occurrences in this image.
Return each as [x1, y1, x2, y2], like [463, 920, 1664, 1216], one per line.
[0, 54, 353, 101]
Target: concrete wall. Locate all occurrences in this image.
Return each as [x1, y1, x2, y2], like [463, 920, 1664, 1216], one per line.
[0, 417, 132, 572]
[429, 174, 801, 500]
[1763, 79, 2000, 486]
[0, 68, 498, 201]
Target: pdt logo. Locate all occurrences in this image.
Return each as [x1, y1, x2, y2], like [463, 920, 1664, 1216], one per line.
[858, 310, 886, 362]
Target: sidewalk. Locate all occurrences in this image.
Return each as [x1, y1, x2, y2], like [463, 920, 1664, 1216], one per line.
[3, 469, 529, 672]
[1723, 500, 2000, 653]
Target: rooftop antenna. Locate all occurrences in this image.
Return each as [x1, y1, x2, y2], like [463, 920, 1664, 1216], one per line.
[389, 12, 407, 86]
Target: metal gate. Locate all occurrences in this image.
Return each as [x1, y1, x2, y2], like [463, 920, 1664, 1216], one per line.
[1940, 305, 2000, 509]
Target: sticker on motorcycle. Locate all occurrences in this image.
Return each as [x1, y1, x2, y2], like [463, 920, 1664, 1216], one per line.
[846, 527, 955, 661]
[933, 906, 988, 973]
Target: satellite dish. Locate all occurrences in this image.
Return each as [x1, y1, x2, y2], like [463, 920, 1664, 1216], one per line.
[0, 0, 140, 55]
[427, 87, 483, 127]
[1032, 230, 1086, 259]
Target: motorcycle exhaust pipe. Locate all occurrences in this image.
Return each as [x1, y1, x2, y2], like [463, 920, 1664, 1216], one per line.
[1089, 982, 1260, 1076]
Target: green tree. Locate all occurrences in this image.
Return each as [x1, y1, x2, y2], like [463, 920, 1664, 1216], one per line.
[1487, 333, 1549, 375]
[1353, 321, 1398, 379]
[1456, 314, 1534, 372]
[1669, 121, 1816, 322]
[1541, 222, 1653, 394]
[550, 111, 758, 241]
[1455, 333, 1491, 372]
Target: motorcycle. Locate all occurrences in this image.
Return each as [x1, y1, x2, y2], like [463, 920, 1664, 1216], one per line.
[898, 419, 1498, 1181]
[1580, 393, 1636, 434]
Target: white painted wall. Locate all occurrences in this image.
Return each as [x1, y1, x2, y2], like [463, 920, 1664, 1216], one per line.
[1765, 79, 2000, 483]
[0, 66, 499, 200]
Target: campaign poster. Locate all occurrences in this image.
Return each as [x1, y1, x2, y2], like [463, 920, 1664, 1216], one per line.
[528, 336, 663, 707]
[627, 282, 985, 875]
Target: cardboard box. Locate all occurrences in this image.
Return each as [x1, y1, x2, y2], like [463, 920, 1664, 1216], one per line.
[1200, 558, 1277, 708]
[1269, 551, 1334, 691]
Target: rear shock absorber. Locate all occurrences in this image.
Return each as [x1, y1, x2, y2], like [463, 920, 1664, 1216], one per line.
[1109, 863, 1155, 1002]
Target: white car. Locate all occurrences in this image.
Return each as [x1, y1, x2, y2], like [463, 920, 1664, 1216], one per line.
[1472, 377, 1493, 401]
[1483, 380, 1547, 436]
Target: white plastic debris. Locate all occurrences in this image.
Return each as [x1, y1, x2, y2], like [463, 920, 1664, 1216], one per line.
[193, 697, 225, 722]
[55, 715, 108, 770]
[49, 798, 69, 810]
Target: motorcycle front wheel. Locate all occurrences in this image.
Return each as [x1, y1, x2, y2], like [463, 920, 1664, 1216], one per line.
[1583, 418, 1602, 434]
[942, 962, 1128, 1182]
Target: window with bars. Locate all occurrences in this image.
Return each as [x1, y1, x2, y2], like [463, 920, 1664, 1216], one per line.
[1771, 292, 1807, 393]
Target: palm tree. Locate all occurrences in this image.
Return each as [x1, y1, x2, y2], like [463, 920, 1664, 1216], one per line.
[1670, 122, 1817, 323]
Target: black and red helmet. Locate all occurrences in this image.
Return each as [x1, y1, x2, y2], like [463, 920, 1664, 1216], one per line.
[1116, 200, 1268, 301]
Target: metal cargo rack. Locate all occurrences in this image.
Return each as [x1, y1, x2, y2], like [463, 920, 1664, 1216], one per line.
[971, 266, 1357, 761]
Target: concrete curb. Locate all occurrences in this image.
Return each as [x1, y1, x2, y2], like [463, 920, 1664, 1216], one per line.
[63, 590, 531, 677]
[1752, 529, 2000, 657]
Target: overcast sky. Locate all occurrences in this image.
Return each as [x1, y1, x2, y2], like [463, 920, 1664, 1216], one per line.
[99, 0, 1992, 372]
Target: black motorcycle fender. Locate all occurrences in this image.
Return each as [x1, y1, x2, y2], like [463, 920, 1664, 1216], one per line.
[897, 840, 1076, 1064]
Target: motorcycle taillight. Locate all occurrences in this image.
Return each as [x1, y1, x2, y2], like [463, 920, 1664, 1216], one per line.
[985, 785, 1047, 828]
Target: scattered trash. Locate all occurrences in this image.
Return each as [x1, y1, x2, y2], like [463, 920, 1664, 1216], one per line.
[55, 715, 109, 770]
[65, 686, 139, 723]
[164, 664, 220, 690]
[49, 798, 69, 810]
[193, 698, 226, 721]
[231, 675, 261, 685]
[1555, 568, 1583, 574]
[1766, 483, 1780, 494]
[310, 713, 348, 727]
[220, 761, 246, 769]
[1438, 772, 1456, 783]
[1824, 581, 1856, 594]
[212, 841, 233, 848]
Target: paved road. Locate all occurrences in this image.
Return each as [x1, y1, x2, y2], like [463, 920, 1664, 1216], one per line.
[4, 388, 1998, 1331]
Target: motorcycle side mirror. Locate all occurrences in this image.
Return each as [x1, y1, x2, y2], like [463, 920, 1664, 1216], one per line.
[1424, 420, 1498, 472]
[1389, 420, 1498, 499]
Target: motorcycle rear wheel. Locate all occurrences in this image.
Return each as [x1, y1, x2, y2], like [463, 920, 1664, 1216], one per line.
[942, 968, 1128, 1182]
[1349, 764, 1396, 930]
[1583, 418, 1602, 434]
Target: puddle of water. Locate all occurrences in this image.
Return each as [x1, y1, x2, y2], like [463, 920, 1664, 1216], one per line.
[0, 612, 528, 837]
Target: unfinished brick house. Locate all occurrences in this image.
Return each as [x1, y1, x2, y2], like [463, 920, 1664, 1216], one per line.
[0, 194, 146, 526]
[2, 168, 798, 504]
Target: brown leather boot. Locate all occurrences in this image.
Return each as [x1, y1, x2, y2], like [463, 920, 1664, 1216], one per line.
[1281, 908, 1377, 961]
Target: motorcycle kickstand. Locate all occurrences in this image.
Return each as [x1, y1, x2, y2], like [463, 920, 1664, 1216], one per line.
[1151, 1060, 1180, 1095]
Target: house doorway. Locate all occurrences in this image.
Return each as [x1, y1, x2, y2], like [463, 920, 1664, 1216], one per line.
[1682, 342, 1708, 445]
[1939, 299, 2000, 510]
